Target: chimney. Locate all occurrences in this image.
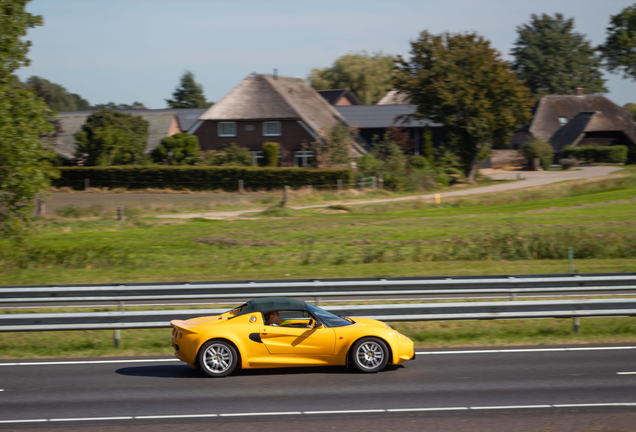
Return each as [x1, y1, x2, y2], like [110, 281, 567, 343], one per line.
[273, 68, 278, 80]
[575, 87, 584, 96]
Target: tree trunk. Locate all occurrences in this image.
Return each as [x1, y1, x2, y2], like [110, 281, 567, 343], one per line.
[467, 143, 482, 183]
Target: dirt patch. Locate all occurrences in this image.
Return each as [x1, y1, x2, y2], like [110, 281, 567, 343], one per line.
[197, 235, 284, 247]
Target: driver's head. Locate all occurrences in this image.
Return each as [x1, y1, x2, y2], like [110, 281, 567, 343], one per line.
[264, 311, 279, 324]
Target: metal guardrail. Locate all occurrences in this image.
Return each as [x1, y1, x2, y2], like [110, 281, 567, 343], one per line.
[2, 273, 636, 304]
[2, 299, 635, 332]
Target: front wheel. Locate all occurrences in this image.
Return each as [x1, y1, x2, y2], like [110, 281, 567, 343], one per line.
[197, 340, 238, 377]
[351, 337, 389, 373]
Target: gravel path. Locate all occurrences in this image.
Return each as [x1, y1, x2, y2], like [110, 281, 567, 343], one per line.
[156, 166, 622, 220]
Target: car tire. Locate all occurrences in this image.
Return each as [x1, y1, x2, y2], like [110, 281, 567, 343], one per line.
[197, 339, 238, 378]
[350, 337, 389, 373]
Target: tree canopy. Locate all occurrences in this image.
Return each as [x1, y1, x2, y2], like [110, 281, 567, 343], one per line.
[14, 76, 91, 111]
[599, 3, 636, 81]
[166, 71, 210, 108]
[624, 103, 636, 120]
[395, 31, 532, 181]
[511, 13, 607, 97]
[308, 51, 395, 105]
[91, 101, 147, 110]
[0, 0, 58, 240]
[74, 110, 149, 166]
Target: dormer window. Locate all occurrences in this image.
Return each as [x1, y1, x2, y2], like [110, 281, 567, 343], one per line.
[263, 121, 281, 136]
[558, 117, 568, 125]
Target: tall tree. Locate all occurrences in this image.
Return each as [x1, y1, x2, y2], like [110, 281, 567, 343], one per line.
[395, 31, 532, 181]
[309, 51, 395, 105]
[91, 101, 147, 110]
[599, 4, 636, 81]
[624, 103, 636, 120]
[20, 76, 91, 110]
[75, 110, 149, 166]
[0, 0, 58, 240]
[166, 71, 210, 108]
[511, 13, 607, 96]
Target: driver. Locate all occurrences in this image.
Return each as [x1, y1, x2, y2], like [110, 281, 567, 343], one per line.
[264, 311, 280, 326]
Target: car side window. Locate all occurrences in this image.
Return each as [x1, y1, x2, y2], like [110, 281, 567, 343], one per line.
[276, 310, 313, 328]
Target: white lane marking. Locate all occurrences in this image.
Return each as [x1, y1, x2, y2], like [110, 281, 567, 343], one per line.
[470, 405, 551, 409]
[304, 409, 386, 414]
[219, 411, 302, 417]
[0, 359, 179, 366]
[0, 389, 4, 392]
[2, 403, 635, 423]
[416, 346, 636, 355]
[50, 417, 134, 422]
[617, 372, 636, 375]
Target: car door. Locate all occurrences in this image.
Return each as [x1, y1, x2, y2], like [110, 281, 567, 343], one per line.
[260, 310, 335, 356]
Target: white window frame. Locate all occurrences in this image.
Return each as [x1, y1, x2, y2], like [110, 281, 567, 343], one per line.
[294, 151, 315, 168]
[250, 150, 264, 166]
[218, 122, 237, 137]
[263, 121, 282, 137]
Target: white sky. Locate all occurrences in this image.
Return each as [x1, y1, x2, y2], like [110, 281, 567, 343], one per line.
[16, 0, 636, 108]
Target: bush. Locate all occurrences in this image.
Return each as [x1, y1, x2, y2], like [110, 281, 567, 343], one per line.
[562, 145, 628, 164]
[263, 142, 280, 167]
[151, 133, 199, 165]
[199, 144, 252, 166]
[559, 158, 578, 170]
[521, 139, 553, 170]
[53, 166, 353, 191]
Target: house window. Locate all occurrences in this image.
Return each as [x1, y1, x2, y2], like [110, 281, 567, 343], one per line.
[218, 122, 237, 137]
[558, 117, 568, 125]
[295, 151, 314, 167]
[263, 121, 282, 136]
[250, 151, 263, 166]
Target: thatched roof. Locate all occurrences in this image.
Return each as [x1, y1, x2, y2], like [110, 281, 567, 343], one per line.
[55, 111, 180, 159]
[198, 74, 347, 135]
[377, 90, 410, 105]
[529, 95, 636, 151]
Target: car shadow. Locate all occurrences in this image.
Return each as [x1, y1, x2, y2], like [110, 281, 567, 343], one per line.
[115, 364, 201, 378]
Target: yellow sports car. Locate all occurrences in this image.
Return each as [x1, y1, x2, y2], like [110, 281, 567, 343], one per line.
[171, 297, 415, 377]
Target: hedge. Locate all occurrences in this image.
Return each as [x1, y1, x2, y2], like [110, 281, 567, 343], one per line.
[562, 145, 628, 164]
[53, 166, 353, 191]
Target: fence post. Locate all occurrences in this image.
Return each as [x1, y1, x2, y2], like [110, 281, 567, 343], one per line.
[358, 179, 363, 191]
[573, 317, 580, 334]
[282, 186, 290, 207]
[307, 185, 312, 194]
[337, 179, 343, 191]
[378, 173, 384, 190]
[372, 176, 377, 190]
[84, 178, 90, 191]
[35, 198, 45, 217]
[435, 194, 441, 204]
[117, 206, 125, 221]
[238, 180, 244, 194]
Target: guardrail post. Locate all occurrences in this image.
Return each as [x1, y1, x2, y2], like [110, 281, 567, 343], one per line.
[113, 302, 124, 348]
[315, 296, 321, 306]
[117, 206, 125, 221]
[573, 317, 580, 334]
[510, 292, 517, 301]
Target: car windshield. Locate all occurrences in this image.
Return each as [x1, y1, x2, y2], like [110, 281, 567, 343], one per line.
[306, 303, 353, 328]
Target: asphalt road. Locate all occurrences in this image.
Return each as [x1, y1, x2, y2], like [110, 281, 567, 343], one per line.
[1, 345, 635, 431]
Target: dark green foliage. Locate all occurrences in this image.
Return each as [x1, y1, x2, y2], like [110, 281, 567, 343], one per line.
[14, 76, 91, 110]
[309, 51, 395, 105]
[0, 0, 58, 240]
[53, 166, 352, 191]
[511, 13, 607, 96]
[562, 145, 629, 163]
[91, 102, 147, 110]
[356, 153, 382, 177]
[396, 31, 531, 181]
[151, 133, 199, 165]
[422, 127, 435, 167]
[521, 139, 553, 170]
[559, 158, 578, 169]
[306, 123, 356, 168]
[199, 144, 253, 167]
[599, 4, 636, 81]
[74, 110, 149, 166]
[166, 71, 210, 108]
[624, 103, 636, 120]
[262, 142, 280, 167]
[0, 243, 136, 270]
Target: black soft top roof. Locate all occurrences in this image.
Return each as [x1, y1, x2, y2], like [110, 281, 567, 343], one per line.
[236, 297, 308, 316]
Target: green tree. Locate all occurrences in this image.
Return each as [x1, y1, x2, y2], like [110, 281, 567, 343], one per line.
[151, 133, 199, 165]
[624, 103, 636, 120]
[599, 4, 636, 81]
[262, 142, 280, 167]
[166, 71, 210, 108]
[511, 13, 607, 97]
[521, 138, 554, 170]
[422, 127, 435, 167]
[17, 76, 91, 110]
[75, 110, 149, 166]
[309, 51, 395, 105]
[199, 144, 252, 166]
[0, 0, 58, 240]
[395, 31, 532, 181]
[91, 101, 147, 110]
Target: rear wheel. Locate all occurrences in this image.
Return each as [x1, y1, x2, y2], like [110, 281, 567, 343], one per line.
[197, 340, 238, 377]
[351, 337, 389, 373]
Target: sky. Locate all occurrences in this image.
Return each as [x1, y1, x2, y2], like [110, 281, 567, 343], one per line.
[16, 0, 636, 109]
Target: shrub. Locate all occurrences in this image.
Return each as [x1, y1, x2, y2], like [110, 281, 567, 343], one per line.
[262, 142, 280, 167]
[559, 158, 578, 170]
[151, 133, 199, 165]
[199, 144, 252, 166]
[521, 139, 553, 170]
[562, 145, 628, 164]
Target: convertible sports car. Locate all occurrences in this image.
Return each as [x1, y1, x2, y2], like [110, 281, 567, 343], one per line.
[171, 297, 415, 377]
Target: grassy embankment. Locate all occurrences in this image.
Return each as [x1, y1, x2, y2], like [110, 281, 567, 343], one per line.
[1, 168, 636, 358]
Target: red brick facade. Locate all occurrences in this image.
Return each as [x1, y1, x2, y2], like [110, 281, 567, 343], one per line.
[194, 119, 315, 166]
